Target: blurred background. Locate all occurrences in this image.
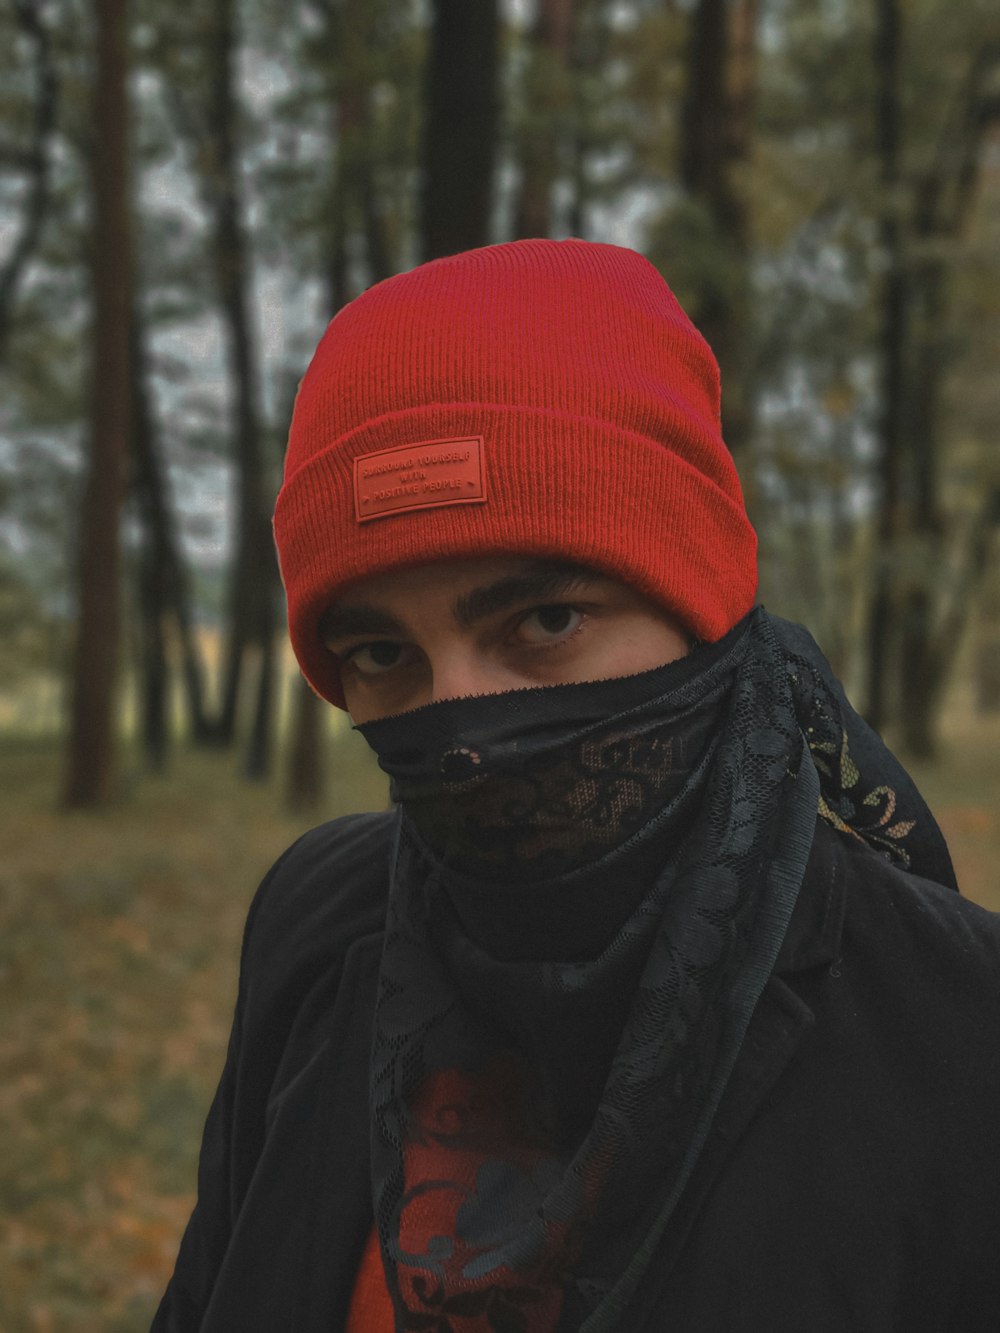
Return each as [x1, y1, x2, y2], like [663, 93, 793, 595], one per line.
[0, 0, 998, 1327]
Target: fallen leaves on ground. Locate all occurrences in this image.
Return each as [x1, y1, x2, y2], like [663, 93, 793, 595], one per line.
[0, 735, 387, 1332]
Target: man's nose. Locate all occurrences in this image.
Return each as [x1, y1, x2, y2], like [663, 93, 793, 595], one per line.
[429, 653, 510, 704]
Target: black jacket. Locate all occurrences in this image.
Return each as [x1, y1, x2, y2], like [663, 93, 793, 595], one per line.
[153, 814, 1000, 1331]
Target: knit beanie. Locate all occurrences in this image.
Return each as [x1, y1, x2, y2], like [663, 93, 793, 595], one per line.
[274, 238, 757, 708]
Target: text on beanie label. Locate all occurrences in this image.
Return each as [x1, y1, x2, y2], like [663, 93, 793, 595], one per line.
[353, 437, 488, 523]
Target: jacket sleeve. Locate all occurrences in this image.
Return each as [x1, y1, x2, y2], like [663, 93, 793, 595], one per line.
[149, 845, 291, 1332]
[149, 812, 393, 1331]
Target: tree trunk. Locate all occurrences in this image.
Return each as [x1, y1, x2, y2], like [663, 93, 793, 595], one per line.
[975, 534, 1000, 713]
[513, 0, 576, 239]
[244, 514, 280, 781]
[63, 0, 132, 808]
[283, 0, 392, 811]
[900, 490, 1000, 752]
[565, 0, 609, 238]
[895, 252, 944, 757]
[870, 38, 1000, 750]
[0, 0, 57, 368]
[865, 0, 906, 735]
[420, 0, 500, 260]
[137, 549, 170, 772]
[130, 307, 211, 758]
[975, 642, 1000, 714]
[324, 0, 395, 294]
[680, 0, 731, 215]
[896, 47, 1000, 753]
[130, 343, 167, 764]
[203, 0, 278, 768]
[679, 0, 756, 467]
[287, 676, 326, 814]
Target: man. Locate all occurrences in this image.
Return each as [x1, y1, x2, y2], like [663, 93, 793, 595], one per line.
[154, 240, 1000, 1332]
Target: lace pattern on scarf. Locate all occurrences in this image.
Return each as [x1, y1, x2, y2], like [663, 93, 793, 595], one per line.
[395, 691, 724, 884]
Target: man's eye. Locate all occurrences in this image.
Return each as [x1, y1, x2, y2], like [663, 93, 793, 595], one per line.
[514, 605, 584, 645]
[347, 641, 408, 675]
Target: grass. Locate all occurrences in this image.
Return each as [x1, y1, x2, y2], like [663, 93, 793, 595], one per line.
[0, 730, 388, 1333]
[0, 713, 996, 1331]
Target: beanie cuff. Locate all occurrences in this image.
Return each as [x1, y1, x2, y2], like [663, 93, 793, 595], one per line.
[275, 405, 756, 708]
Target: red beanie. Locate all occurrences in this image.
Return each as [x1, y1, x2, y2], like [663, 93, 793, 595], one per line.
[274, 238, 757, 708]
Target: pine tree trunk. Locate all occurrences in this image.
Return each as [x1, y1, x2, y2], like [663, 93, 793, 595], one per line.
[865, 0, 906, 734]
[975, 545, 1000, 713]
[137, 551, 170, 772]
[0, 0, 56, 368]
[203, 0, 271, 750]
[287, 676, 326, 813]
[514, 0, 576, 239]
[867, 35, 1000, 743]
[897, 589, 939, 758]
[130, 307, 211, 758]
[63, 0, 131, 808]
[896, 257, 945, 756]
[975, 639, 1000, 715]
[244, 517, 279, 781]
[565, 0, 609, 237]
[331, 0, 395, 287]
[679, 0, 756, 468]
[420, 0, 500, 260]
[902, 491, 1000, 747]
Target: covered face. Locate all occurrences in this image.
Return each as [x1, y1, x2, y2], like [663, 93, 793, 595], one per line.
[319, 555, 693, 721]
[273, 238, 757, 707]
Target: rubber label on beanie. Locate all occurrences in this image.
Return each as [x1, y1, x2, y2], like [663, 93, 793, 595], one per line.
[353, 437, 487, 523]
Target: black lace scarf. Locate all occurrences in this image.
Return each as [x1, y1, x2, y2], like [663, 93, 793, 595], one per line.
[357, 608, 955, 1332]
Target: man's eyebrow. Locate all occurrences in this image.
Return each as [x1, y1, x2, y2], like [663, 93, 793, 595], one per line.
[453, 563, 603, 628]
[319, 604, 407, 644]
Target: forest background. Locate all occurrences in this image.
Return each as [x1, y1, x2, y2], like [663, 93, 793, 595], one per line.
[1, 0, 998, 1327]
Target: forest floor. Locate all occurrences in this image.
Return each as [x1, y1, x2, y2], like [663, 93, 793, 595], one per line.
[0, 729, 387, 1333]
[0, 716, 997, 1332]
